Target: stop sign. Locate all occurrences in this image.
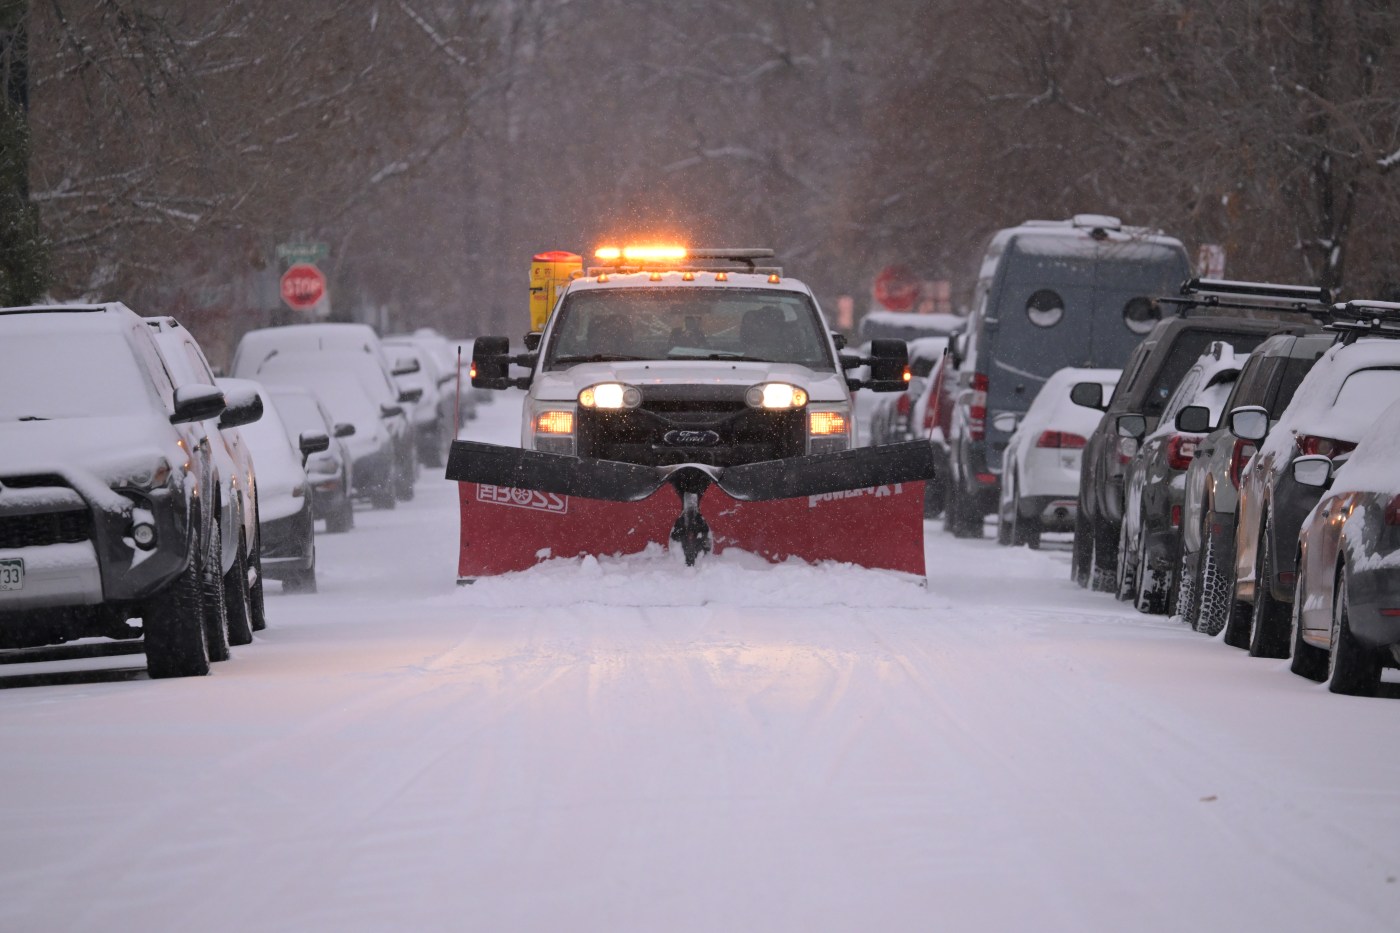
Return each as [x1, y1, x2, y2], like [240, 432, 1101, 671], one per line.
[281, 263, 326, 310]
[872, 265, 919, 312]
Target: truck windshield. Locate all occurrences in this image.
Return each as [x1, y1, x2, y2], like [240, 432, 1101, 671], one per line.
[545, 288, 834, 371]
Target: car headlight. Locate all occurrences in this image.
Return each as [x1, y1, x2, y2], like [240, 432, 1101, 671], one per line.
[579, 383, 642, 410]
[119, 457, 173, 490]
[745, 382, 808, 410]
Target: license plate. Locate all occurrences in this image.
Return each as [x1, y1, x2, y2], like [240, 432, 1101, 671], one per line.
[0, 558, 22, 591]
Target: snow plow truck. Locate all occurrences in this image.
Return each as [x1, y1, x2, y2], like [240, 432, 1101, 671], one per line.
[445, 246, 937, 579]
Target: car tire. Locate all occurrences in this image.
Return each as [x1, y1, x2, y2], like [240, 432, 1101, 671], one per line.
[324, 494, 354, 534]
[371, 483, 397, 510]
[248, 525, 268, 632]
[142, 537, 210, 679]
[1288, 563, 1328, 682]
[996, 488, 1015, 546]
[202, 513, 231, 663]
[923, 477, 946, 520]
[1248, 518, 1291, 659]
[1176, 542, 1201, 629]
[1327, 566, 1380, 696]
[947, 481, 982, 539]
[1195, 519, 1232, 636]
[1013, 501, 1041, 549]
[1071, 508, 1093, 587]
[1089, 515, 1117, 593]
[1134, 533, 1169, 615]
[1114, 519, 1138, 602]
[224, 530, 255, 647]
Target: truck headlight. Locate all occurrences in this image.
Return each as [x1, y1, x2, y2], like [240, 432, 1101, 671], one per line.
[745, 382, 808, 410]
[579, 383, 641, 410]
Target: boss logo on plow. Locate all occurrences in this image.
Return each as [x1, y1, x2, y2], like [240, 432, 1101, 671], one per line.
[476, 484, 569, 514]
[808, 484, 905, 509]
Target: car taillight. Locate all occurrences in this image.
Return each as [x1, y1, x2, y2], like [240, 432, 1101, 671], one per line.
[1386, 494, 1400, 526]
[1166, 434, 1201, 471]
[897, 393, 911, 417]
[1295, 434, 1356, 458]
[969, 373, 988, 441]
[1036, 431, 1087, 449]
[1228, 438, 1256, 488]
[1171, 504, 1182, 527]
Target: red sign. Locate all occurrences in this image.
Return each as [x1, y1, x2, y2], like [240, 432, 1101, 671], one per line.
[280, 263, 326, 310]
[872, 265, 919, 312]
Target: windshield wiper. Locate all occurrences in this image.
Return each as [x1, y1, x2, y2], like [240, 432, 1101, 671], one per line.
[678, 351, 772, 363]
[552, 354, 650, 364]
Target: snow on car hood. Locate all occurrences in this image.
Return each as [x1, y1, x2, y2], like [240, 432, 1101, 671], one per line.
[532, 360, 850, 403]
[0, 415, 180, 513]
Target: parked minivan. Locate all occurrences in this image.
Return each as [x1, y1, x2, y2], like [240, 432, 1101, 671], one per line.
[939, 215, 1192, 536]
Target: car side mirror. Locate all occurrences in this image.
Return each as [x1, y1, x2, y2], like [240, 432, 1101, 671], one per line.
[947, 334, 965, 369]
[398, 387, 424, 405]
[1115, 413, 1147, 440]
[1229, 405, 1269, 442]
[830, 332, 847, 351]
[380, 403, 404, 419]
[298, 430, 330, 461]
[523, 332, 543, 351]
[1291, 455, 1333, 488]
[218, 386, 263, 429]
[171, 384, 227, 424]
[391, 357, 421, 377]
[1070, 381, 1105, 411]
[333, 422, 356, 438]
[1174, 405, 1213, 434]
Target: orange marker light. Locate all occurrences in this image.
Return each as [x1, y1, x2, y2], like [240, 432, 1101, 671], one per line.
[809, 411, 848, 435]
[536, 411, 575, 434]
[903, 367, 912, 382]
[682, 271, 695, 281]
[594, 247, 622, 261]
[649, 272, 664, 282]
[768, 273, 781, 283]
[469, 363, 478, 379]
[715, 272, 728, 282]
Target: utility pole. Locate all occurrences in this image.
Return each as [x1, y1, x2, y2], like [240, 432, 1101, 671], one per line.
[1, 0, 47, 304]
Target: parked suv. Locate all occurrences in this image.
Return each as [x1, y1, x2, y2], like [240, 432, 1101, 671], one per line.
[940, 215, 1191, 537]
[148, 316, 266, 645]
[1115, 342, 1244, 614]
[1175, 332, 1331, 634]
[1070, 294, 1315, 591]
[1225, 305, 1400, 657]
[0, 304, 244, 678]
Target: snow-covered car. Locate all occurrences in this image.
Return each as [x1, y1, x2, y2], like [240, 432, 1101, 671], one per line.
[1174, 332, 1331, 635]
[383, 336, 453, 466]
[1227, 317, 1400, 658]
[0, 303, 233, 677]
[148, 316, 266, 644]
[1289, 394, 1400, 695]
[228, 379, 324, 593]
[267, 385, 355, 533]
[249, 349, 413, 509]
[1115, 342, 1243, 614]
[867, 336, 948, 446]
[996, 366, 1119, 549]
[232, 323, 421, 501]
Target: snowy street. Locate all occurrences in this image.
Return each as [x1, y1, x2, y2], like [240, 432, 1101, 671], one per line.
[3, 394, 1400, 933]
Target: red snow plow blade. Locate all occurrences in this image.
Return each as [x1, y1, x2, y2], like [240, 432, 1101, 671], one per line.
[446, 441, 934, 579]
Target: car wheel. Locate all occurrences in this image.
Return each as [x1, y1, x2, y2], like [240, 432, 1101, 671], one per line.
[324, 494, 354, 534]
[1248, 518, 1291, 659]
[142, 533, 210, 679]
[248, 526, 268, 632]
[923, 476, 946, 520]
[1288, 561, 1328, 681]
[1114, 519, 1138, 602]
[202, 513, 231, 663]
[371, 483, 397, 510]
[224, 529, 255, 647]
[1176, 541, 1200, 629]
[948, 481, 982, 539]
[1013, 498, 1041, 549]
[1072, 508, 1092, 587]
[1089, 515, 1118, 593]
[1327, 566, 1380, 696]
[1134, 531, 1169, 615]
[996, 482, 1015, 546]
[1195, 519, 1233, 636]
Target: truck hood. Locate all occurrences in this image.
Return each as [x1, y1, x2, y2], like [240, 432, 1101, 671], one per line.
[532, 361, 850, 404]
[0, 415, 179, 512]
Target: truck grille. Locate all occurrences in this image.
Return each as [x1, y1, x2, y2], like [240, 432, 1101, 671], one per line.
[0, 511, 93, 549]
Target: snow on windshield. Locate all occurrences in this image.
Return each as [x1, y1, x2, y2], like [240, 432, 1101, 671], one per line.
[0, 331, 160, 420]
[546, 288, 833, 370]
[257, 359, 381, 427]
[269, 391, 328, 445]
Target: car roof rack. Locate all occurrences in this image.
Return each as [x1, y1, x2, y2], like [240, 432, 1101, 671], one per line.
[1326, 300, 1400, 344]
[588, 248, 781, 277]
[1158, 278, 1333, 318]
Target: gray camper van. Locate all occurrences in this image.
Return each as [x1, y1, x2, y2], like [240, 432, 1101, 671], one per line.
[941, 215, 1192, 537]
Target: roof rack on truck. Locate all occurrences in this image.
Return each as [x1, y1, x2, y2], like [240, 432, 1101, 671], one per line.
[1326, 300, 1400, 344]
[1158, 278, 1334, 318]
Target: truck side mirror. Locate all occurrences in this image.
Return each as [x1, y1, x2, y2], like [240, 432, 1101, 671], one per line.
[471, 336, 513, 389]
[1229, 405, 1269, 442]
[171, 385, 227, 425]
[1174, 405, 1213, 434]
[863, 338, 911, 392]
[1070, 382, 1105, 410]
[218, 386, 263, 429]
